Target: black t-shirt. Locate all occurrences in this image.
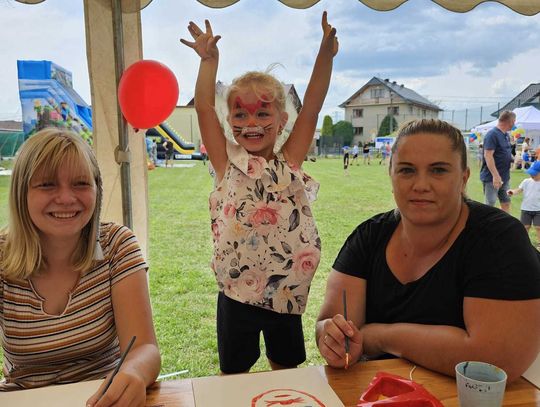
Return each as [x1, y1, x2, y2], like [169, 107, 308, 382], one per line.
[332, 200, 540, 329]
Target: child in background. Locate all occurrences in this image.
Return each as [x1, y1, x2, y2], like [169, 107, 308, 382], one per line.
[343, 145, 350, 175]
[351, 143, 359, 165]
[508, 160, 540, 249]
[477, 143, 483, 169]
[181, 12, 338, 374]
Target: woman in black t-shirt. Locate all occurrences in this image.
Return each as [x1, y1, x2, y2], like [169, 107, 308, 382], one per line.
[316, 119, 540, 382]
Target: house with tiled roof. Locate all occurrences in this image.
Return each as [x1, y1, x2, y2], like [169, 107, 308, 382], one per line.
[340, 77, 441, 142]
[491, 83, 540, 118]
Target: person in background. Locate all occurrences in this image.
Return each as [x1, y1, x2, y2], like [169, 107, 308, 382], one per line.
[508, 160, 540, 250]
[522, 137, 531, 156]
[164, 140, 174, 168]
[351, 143, 360, 166]
[0, 128, 161, 406]
[343, 145, 350, 175]
[145, 136, 154, 163]
[181, 12, 337, 374]
[316, 119, 540, 382]
[151, 139, 158, 165]
[522, 148, 532, 169]
[379, 141, 390, 165]
[476, 142, 483, 169]
[480, 110, 516, 212]
[362, 141, 371, 165]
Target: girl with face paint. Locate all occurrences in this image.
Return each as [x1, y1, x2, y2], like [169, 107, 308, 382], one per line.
[181, 12, 338, 374]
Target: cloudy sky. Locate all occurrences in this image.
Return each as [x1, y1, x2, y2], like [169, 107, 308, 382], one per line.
[1, 0, 539, 128]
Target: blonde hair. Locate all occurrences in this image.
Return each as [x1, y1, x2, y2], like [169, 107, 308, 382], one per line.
[226, 70, 287, 113]
[0, 127, 103, 280]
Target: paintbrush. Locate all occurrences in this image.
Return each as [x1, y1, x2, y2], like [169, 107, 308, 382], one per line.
[343, 290, 350, 369]
[98, 335, 136, 399]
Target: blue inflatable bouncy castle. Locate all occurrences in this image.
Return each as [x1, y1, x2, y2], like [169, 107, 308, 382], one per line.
[17, 60, 93, 144]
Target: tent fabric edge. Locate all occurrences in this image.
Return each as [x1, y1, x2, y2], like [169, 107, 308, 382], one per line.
[14, 0, 540, 15]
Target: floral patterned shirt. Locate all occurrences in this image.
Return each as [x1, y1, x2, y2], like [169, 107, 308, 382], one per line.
[209, 141, 321, 314]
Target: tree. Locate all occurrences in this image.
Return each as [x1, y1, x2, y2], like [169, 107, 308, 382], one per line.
[377, 115, 398, 137]
[320, 115, 334, 153]
[321, 115, 333, 137]
[333, 120, 354, 146]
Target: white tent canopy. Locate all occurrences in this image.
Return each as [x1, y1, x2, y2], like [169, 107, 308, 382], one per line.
[14, 0, 540, 15]
[471, 106, 540, 147]
[14, 0, 540, 256]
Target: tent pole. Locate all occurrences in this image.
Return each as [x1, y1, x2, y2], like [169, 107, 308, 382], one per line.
[112, 0, 133, 229]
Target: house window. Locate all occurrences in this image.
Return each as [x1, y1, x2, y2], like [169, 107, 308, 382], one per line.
[408, 105, 413, 114]
[388, 106, 399, 116]
[353, 109, 363, 118]
[422, 109, 426, 117]
[370, 88, 384, 98]
[354, 127, 363, 136]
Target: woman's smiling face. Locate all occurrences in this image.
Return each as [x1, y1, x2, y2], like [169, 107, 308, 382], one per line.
[27, 159, 96, 243]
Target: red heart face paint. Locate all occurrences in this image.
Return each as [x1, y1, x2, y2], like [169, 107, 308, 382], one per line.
[233, 96, 271, 114]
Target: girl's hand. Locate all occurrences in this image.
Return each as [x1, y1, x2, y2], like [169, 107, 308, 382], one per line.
[180, 20, 221, 61]
[320, 11, 339, 57]
[86, 370, 146, 407]
[318, 315, 362, 369]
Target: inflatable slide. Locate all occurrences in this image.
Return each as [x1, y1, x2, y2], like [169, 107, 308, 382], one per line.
[146, 122, 202, 160]
[17, 60, 93, 143]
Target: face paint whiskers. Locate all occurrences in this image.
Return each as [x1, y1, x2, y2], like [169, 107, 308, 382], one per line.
[233, 124, 273, 138]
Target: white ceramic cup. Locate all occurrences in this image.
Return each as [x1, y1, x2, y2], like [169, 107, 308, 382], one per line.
[455, 361, 507, 407]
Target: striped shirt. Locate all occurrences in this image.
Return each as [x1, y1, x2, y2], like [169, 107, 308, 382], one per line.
[0, 222, 147, 390]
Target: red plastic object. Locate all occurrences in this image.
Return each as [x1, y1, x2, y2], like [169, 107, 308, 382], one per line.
[357, 372, 444, 406]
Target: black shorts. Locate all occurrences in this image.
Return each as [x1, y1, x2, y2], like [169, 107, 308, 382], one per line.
[343, 153, 350, 169]
[521, 210, 540, 226]
[217, 292, 306, 374]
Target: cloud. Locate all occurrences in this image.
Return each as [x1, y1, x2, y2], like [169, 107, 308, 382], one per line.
[0, 0, 539, 122]
[0, 1, 89, 120]
[332, 0, 540, 78]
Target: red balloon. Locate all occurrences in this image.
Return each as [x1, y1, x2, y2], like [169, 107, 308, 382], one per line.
[118, 60, 179, 129]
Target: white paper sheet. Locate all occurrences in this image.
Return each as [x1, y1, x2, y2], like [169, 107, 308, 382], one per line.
[523, 353, 540, 389]
[192, 365, 345, 406]
[0, 379, 103, 406]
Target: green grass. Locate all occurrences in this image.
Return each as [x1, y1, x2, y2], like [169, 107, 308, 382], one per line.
[0, 156, 535, 378]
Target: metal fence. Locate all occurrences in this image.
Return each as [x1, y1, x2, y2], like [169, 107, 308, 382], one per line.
[439, 103, 503, 131]
[0, 132, 25, 158]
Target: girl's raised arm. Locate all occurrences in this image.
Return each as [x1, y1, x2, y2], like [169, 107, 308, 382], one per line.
[181, 20, 228, 180]
[283, 11, 339, 167]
